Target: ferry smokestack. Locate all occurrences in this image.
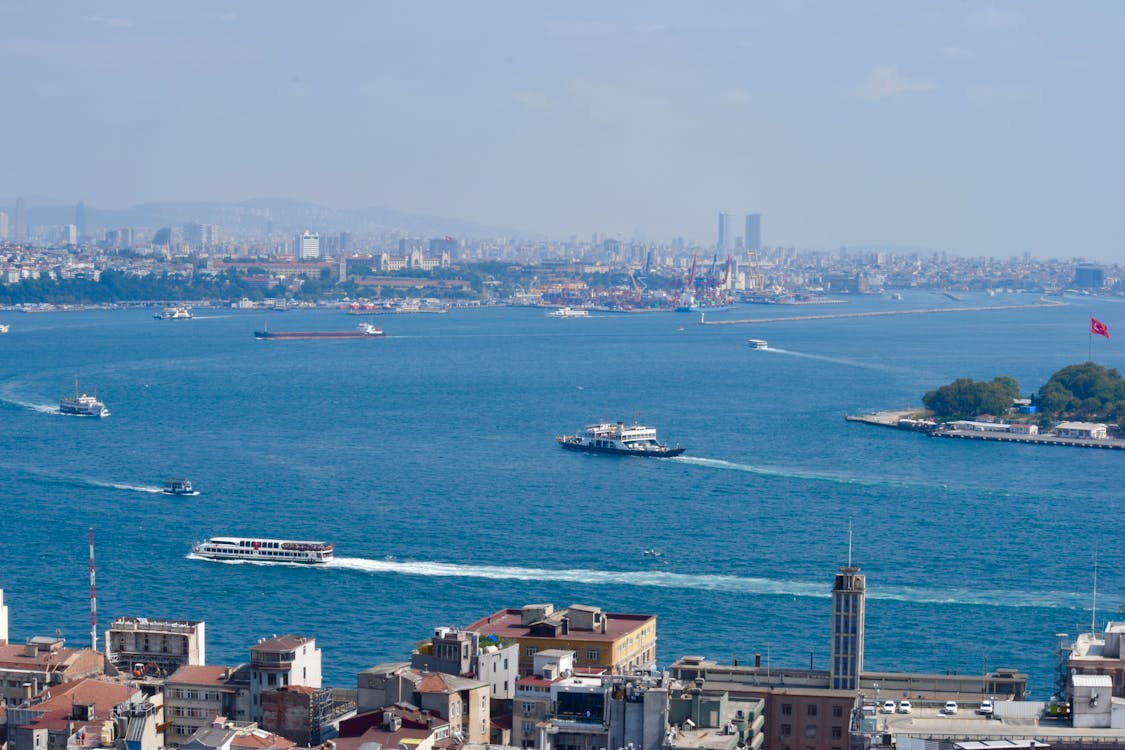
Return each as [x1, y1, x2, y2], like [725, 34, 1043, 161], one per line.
[89, 528, 97, 651]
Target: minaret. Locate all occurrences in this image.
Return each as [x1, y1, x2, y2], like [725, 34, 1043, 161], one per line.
[830, 525, 865, 690]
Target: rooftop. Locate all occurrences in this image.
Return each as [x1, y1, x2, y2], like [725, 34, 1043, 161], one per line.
[465, 606, 654, 643]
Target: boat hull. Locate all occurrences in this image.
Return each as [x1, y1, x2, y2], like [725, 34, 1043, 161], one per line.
[253, 330, 383, 340]
[557, 439, 685, 458]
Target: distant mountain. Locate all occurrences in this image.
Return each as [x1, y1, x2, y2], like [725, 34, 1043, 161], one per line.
[9, 197, 527, 239]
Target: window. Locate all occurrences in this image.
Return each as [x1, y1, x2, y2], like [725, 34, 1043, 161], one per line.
[832, 705, 843, 718]
[780, 724, 791, 736]
[781, 703, 792, 715]
[804, 726, 817, 737]
[807, 704, 817, 717]
[832, 727, 842, 739]
[586, 648, 600, 660]
[522, 702, 534, 713]
[526, 647, 538, 657]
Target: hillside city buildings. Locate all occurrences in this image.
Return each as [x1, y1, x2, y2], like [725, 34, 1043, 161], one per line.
[2, 560, 1124, 750]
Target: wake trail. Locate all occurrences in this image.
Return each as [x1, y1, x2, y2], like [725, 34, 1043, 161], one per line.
[763, 347, 914, 373]
[672, 455, 902, 488]
[322, 556, 1093, 610]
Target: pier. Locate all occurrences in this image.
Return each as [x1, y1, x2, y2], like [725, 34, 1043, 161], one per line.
[847, 411, 1125, 450]
[699, 300, 1068, 326]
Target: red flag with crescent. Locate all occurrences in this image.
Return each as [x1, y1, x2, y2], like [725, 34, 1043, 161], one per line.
[1091, 317, 1110, 339]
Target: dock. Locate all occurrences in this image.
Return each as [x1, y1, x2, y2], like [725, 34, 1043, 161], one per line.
[847, 411, 1125, 450]
[699, 300, 1068, 326]
[845, 410, 924, 428]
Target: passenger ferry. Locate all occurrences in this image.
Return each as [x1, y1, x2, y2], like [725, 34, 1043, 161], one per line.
[162, 478, 199, 496]
[747, 338, 768, 349]
[191, 537, 334, 564]
[154, 306, 192, 320]
[547, 306, 590, 318]
[557, 420, 685, 457]
[59, 378, 109, 418]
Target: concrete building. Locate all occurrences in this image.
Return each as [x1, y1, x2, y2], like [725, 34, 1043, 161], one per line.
[1068, 622, 1125, 698]
[830, 565, 865, 690]
[718, 213, 736, 251]
[411, 625, 520, 701]
[0, 588, 8, 643]
[248, 635, 321, 722]
[104, 617, 206, 678]
[1054, 422, 1108, 440]
[1075, 265, 1106, 288]
[0, 211, 9, 241]
[164, 664, 252, 746]
[260, 684, 344, 746]
[465, 603, 657, 677]
[745, 213, 761, 252]
[7, 678, 141, 750]
[0, 637, 105, 706]
[298, 231, 320, 260]
[179, 720, 295, 750]
[356, 664, 491, 743]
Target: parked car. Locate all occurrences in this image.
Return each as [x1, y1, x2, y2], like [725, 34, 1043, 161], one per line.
[897, 700, 912, 714]
[943, 701, 959, 715]
[978, 700, 994, 716]
[882, 700, 896, 713]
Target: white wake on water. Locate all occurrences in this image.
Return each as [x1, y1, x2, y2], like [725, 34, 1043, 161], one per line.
[325, 556, 1087, 609]
[672, 455, 892, 487]
[86, 480, 164, 493]
[764, 347, 912, 373]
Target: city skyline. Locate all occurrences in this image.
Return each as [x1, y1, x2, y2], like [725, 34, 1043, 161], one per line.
[1, 3, 1123, 262]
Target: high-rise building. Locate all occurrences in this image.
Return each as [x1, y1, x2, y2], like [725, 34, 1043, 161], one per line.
[744, 213, 761, 252]
[0, 211, 8, 241]
[153, 227, 173, 247]
[61, 224, 77, 245]
[75, 200, 87, 239]
[14, 198, 26, 241]
[717, 212, 736, 251]
[1075, 266, 1105, 289]
[299, 230, 320, 260]
[829, 564, 865, 690]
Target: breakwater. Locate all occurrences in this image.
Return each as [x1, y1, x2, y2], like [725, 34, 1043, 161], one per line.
[700, 300, 1068, 325]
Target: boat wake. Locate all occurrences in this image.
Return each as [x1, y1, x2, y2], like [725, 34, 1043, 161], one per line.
[324, 556, 1090, 610]
[86, 480, 165, 493]
[762, 348, 914, 373]
[671, 455, 904, 488]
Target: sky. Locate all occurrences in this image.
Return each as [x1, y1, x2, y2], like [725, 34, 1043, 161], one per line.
[1, 1, 1123, 261]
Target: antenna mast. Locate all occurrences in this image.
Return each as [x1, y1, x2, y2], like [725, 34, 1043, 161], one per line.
[89, 528, 97, 651]
[848, 521, 853, 568]
[1091, 551, 1098, 636]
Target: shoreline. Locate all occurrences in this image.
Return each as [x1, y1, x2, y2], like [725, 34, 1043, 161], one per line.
[699, 300, 1068, 326]
[848, 410, 1125, 450]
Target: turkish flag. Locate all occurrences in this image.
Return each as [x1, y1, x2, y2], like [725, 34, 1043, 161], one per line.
[1091, 317, 1110, 339]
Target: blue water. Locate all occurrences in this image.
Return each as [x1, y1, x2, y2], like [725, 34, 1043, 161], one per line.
[0, 292, 1121, 698]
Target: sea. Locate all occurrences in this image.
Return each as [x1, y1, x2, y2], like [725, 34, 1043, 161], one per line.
[0, 291, 1122, 699]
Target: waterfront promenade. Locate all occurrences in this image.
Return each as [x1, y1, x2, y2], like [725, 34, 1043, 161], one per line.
[700, 300, 1068, 325]
[847, 410, 1125, 450]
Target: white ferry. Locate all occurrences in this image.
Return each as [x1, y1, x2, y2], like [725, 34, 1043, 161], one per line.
[59, 378, 109, 418]
[547, 306, 590, 318]
[154, 306, 192, 320]
[747, 338, 768, 349]
[192, 537, 334, 564]
[557, 420, 685, 457]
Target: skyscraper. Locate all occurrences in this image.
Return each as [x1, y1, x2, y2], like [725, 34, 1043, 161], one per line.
[299, 230, 320, 260]
[14, 198, 25, 241]
[829, 563, 865, 690]
[75, 201, 87, 240]
[744, 213, 761, 252]
[0, 212, 8, 241]
[717, 212, 736, 251]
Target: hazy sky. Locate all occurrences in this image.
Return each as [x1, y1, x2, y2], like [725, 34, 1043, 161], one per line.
[2, 1, 1123, 260]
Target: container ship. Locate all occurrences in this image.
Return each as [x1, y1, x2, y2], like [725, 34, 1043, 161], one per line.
[253, 323, 384, 340]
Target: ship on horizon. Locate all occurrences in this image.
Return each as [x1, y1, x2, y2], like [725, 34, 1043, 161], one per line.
[253, 323, 384, 340]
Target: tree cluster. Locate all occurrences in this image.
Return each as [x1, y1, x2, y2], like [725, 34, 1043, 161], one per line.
[922, 376, 1021, 420]
[1035, 362, 1125, 427]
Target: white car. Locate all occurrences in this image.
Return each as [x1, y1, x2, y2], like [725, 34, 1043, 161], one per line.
[882, 700, 896, 713]
[897, 700, 912, 714]
[943, 701, 959, 715]
[978, 700, 994, 716]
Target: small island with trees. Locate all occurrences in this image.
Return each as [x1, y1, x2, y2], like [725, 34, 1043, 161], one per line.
[848, 362, 1125, 449]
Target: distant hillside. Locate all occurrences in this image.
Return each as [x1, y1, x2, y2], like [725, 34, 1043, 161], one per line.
[9, 197, 527, 239]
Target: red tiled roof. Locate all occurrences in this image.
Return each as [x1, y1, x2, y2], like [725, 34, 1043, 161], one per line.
[230, 730, 295, 749]
[32, 678, 135, 713]
[0, 644, 83, 669]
